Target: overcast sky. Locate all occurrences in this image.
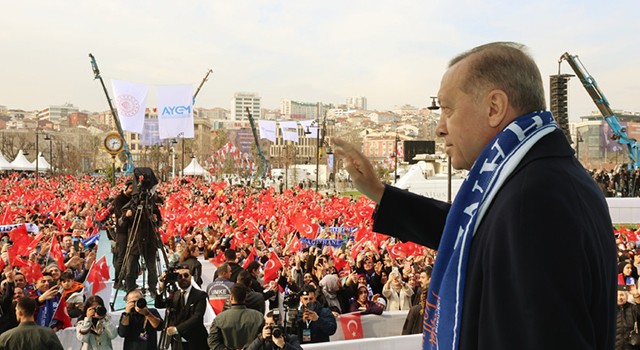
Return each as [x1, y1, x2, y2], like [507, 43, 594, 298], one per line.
[2, 1, 639, 120]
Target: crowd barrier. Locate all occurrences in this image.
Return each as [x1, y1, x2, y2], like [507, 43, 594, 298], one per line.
[305, 334, 421, 350]
[330, 310, 409, 341]
[606, 198, 640, 223]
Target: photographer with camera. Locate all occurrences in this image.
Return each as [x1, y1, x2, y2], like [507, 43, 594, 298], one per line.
[208, 284, 264, 350]
[292, 284, 336, 344]
[116, 173, 163, 295]
[246, 310, 303, 350]
[76, 295, 117, 350]
[155, 264, 208, 350]
[118, 289, 163, 350]
[113, 179, 134, 286]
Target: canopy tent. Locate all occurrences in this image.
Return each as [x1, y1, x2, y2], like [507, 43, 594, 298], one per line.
[31, 152, 51, 172]
[0, 152, 13, 171]
[182, 157, 210, 177]
[10, 150, 36, 171]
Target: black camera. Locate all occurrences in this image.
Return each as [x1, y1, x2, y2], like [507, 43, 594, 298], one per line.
[270, 309, 284, 339]
[95, 305, 107, 317]
[136, 298, 147, 309]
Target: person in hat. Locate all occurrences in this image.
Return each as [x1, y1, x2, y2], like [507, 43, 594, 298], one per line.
[292, 284, 336, 344]
[616, 284, 640, 349]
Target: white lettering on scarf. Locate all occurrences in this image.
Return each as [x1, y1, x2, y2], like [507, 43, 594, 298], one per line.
[505, 115, 543, 141]
[480, 141, 506, 174]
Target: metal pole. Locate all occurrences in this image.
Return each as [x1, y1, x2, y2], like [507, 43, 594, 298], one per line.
[111, 155, 116, 186]
[181, 137, 185, 177]
[394, 131, 399, 184]
[171, 145, 176, 179]
[48, 136, 53, 174]
[35, 128, 39, 187]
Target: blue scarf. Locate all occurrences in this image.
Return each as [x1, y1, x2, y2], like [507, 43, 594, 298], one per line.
[423, 111, 557, 350]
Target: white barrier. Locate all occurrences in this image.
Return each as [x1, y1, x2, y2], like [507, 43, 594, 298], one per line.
[607, 198, 640, 224]
[331, 310, 409, 341]
[304, 334, 421, 350]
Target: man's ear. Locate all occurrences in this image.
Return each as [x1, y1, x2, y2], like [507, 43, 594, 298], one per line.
[486, 89, 509, 128]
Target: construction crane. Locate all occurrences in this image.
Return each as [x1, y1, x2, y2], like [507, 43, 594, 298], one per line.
[89, 53, 135, 174]
[559, 52, 640, 169]
[245, 107, 268, 186]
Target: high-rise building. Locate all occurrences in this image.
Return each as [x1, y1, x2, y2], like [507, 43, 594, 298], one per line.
[280, 99, 332, 120]
[346, 96, 367, 110]
[231, 92, 261, 120]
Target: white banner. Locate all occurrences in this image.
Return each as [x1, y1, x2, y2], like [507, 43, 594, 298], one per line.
[279, 121, 299, 143]
[258, 120, 277, 143]
[300, 119, 319, 139]
[111, 79, 149, 134]
[157, 84, 194, 139]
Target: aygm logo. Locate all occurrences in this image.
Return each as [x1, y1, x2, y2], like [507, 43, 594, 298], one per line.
[161, 105, 191, 118]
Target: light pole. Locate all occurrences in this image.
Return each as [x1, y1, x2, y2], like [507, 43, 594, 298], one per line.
[394, 130, 400, 184]
[44, 134, 53, 174]
[427, 96, 446, 201]
[576, 131, 584, 163]
[170, 139, 177, 179]
[35, 127, 39, 187]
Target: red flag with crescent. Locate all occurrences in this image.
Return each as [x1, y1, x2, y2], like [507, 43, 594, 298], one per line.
[340, 312, 364, 340]
[263, 251, 283, 284]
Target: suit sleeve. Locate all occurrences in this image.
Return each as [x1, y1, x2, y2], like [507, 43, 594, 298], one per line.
[372, 185, 449, 249]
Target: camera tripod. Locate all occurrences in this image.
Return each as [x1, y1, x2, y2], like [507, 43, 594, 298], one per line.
[110, 190, 170, 311]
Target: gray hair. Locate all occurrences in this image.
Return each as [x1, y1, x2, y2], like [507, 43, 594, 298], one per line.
[449, 41, 546, 115]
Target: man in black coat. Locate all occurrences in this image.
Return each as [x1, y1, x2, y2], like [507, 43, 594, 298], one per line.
[113, 179, 134, 285]
[156, 265, 208, 350]
[334, 42, 616, 350]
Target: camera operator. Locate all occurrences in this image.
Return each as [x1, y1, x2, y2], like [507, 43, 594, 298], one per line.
[113, 179, 134, 286]
[292, 284, 336, 344]
[155, 264, 208, 350]
[208, 284, 264, 349]
[246, 310, 303, 350]
[118, 289, 163, 350]
[76, 295, 117, 349]
[116, 178, 162, 295]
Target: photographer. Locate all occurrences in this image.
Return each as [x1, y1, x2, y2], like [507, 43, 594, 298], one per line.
[247, 310, 303, 350]
[293, 284, 336, 344]
[155, 264, 208, 350]
[76, 295, 117, 350]
[118, 289, 163, 350]
[116, 175, 162, 295]
[113, 179, 134, 285]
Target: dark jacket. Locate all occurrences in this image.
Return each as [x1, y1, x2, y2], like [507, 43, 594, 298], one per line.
[156, 287, 208, 350]
[294, 302, 337, 344]
[213, 262, 244, 283]
[208, 304, 264, 350]
[616, 302, 640, 350]
[117, 308, 164, 350]
[373, 129, 617, 350]
[402, 304, 424, 335]
[349, 299, 384, 315]
[113, 191, 132, 236]
[0, 282, 18, 335]
[0, 321, 63, 350]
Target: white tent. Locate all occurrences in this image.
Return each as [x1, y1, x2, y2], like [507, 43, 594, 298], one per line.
[182, 157, 210, 177]
[0, 152, 13, 171]
[10, 150, 36, 171]
[31, 152, 51, 172]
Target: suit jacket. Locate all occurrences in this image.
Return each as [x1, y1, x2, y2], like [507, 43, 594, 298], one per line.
[168, 287, 209, 350]
[373, 129, 617, 350]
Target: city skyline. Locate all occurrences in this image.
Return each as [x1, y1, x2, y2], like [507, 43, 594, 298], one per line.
[2, 1, 639, 121]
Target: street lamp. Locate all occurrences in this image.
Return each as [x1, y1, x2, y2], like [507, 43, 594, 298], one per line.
[35, 127, 40, 187]
[394, 130, 400, 184]
[576, 131, 584, 163]
[170, 138, 178, 179]
[427, 96, 447, 201]
[44, 134, 52, 174]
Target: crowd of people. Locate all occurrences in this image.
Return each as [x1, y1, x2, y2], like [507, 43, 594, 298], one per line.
[590, 167, 640, 197]
[0, 171, 435, 349]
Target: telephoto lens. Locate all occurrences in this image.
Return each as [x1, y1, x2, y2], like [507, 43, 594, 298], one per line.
[95, 305, 107, 317]
[271, 325, 283, 338]
[136, 298, 147, 309]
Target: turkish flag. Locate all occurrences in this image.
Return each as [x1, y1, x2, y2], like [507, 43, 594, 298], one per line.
[333, 254, 348, 273]
[263, 251, 283, 284]
[49, 237, 66, 271]
[86, 256, 110, 294]
[209, 298, 226, 316]
[51, 297, 72, 329]
[210, 254, 226, 268]
[243, 248, 257, 269]
[340, 312, 364, 340]
[290, 235, 302, 253]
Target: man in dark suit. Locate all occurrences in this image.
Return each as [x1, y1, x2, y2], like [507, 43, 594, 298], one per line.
[157, 264, 208, 350]
[334, 42, 616, 350]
